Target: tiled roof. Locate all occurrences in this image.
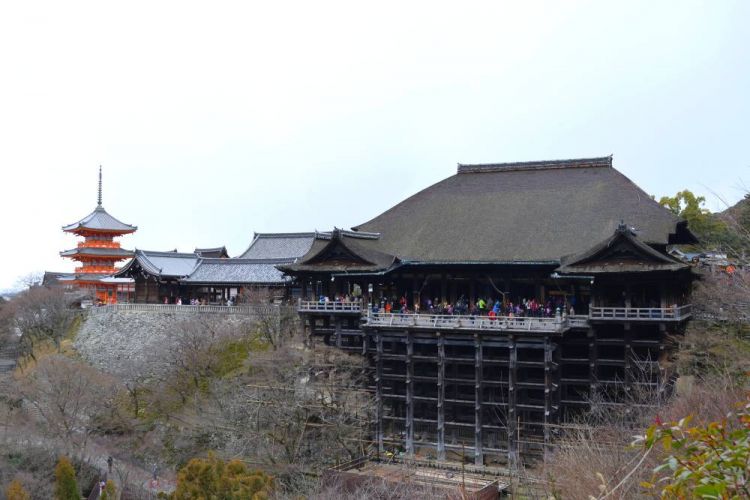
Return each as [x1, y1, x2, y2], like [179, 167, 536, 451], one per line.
[60, 247, 134, 258]
[62, 206, 137, 233]
[194, 246, 229, 258]
[116, 250, 199, 278]
[238, 232, 318, 259]
[182, 258, 292, 284]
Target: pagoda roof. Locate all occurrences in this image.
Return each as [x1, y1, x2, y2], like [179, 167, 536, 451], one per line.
[238, 232, 320, 260]
[346, 156, 697, 265]
[115, 249, 199, 278]
[182, 258, 293, 285]
[62, 205, 137, 234]
[60, 247, 134, 258]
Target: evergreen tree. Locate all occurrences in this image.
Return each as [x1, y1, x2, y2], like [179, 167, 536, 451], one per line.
[5, 479, 31, 500]
[54, 456, 80, 500]
[170, 452, 273, 499]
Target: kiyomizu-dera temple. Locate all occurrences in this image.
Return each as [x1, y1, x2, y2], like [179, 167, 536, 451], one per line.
[280, 156, 698, 466]
[59, 168, 137, 304]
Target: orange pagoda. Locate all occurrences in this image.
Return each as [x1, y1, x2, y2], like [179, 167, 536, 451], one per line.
[60, 168, 137, 304]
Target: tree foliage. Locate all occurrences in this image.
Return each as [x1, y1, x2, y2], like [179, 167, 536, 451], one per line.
[54, 456, 80, 500]
[638, 399, 750, 498]
[5, 479, 31, 500]
[169, 452, 273, 500]
[99, 479, 116, 500]
[659, 190, 729, 245]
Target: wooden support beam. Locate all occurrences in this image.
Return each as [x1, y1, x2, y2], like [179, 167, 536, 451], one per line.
[624, 323, 633, 392]
[376, 331, 384, 454]
[543, 336, 558, 459]
[588, 327, 597, 407]
[508, 335, 518, 468]
[474, 334, 483, 466]
[437, 332, 446, 461]
[405, 330, 414, 457]
[335, 317, 342, 349]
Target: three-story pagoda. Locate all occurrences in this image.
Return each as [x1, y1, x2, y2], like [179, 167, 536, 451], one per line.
[60, 168, 137, 303]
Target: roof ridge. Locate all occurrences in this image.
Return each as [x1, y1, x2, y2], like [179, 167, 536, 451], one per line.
[198, 257, 296, 264]
[457, 155, 613, 174]
[139, 249, 197, 258]
[254, 232, 320, 238]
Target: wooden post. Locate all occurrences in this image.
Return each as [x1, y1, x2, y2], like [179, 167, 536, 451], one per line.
[437, 332, 446, 461]
[544, 337, 555, 458]
[508, 335, 518, 468]
[474, 334, 483, 466]
[335, 317, 342, 348]
[624, 322, 633, 392]
[405, 331, 414, 457]
[376, 331, 384, 454]
[589, 327, 597, 407]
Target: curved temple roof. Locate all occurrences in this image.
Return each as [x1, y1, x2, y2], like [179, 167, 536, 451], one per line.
[62, 206, 137, 234]
[116, 250, 199, 278]
[351, 156, 696, 264]
[60, 247, 134, 258]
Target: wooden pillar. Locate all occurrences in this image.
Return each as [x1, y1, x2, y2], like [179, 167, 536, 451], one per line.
[335, 317, 342, 348]
[474, 334, 483, 465]
[376, 332, 384, 454]
[405, 331, 414, 457]
[437, 332, 446, 461]
[440, 274, 447, 304]
[624, 323, 633, 392]
[589, 327, 597, 405]
[543, 337, 556, 458]
[508, 335, 518, 468]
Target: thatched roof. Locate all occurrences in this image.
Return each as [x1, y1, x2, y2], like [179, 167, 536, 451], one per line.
[350, 156, 695, 264]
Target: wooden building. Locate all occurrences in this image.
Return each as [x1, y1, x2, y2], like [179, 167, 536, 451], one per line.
[280, 156, 697, 466]
[59, 168, 137, 304]
[115, 249, 200, 303]
[116, 234, 316, 303]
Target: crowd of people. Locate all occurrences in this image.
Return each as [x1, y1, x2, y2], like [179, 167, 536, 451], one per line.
[360, 294, 580, 317]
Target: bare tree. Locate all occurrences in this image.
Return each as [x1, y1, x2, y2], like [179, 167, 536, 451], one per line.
[17, 355, 120, 459]
[4, 287, 77, 363]
[204, 339, 373, 494]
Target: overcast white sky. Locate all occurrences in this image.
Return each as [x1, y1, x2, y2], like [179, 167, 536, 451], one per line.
[0, 1, 748, 290]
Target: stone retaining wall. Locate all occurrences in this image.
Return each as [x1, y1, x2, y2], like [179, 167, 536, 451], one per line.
[74, 309, 264, 382]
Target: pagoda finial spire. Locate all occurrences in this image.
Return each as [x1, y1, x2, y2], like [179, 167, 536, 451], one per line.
[97, 165, 102, 207]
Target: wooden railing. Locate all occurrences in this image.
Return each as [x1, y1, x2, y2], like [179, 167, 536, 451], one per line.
[75, 266, 119, 274]
[88, 303, 278, 315]
[568, 315, 590, 328]
[363, 312, 568, 333]
[78, 240, 120, 248]
[298, 300, 363, 313]
[589, 304, 692, 321]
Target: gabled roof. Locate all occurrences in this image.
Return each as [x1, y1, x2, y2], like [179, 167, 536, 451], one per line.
[279, 229, 398, 273]
[238, 232, 319, 260]
[194, 246, 229, 258]
[351, 156, 697, 264]
[182, 258, 293, 285]
[556, 224, 689, 274]
[115, 249, 199, 278]
[62, 205, 137, 234]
